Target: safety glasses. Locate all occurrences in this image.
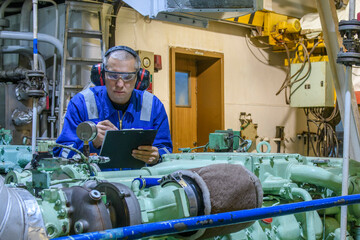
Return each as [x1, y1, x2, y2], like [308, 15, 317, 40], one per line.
[104, 67, 137, 82]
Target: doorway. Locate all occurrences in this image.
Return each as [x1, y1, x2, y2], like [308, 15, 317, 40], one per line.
[170, 47, 224, 153]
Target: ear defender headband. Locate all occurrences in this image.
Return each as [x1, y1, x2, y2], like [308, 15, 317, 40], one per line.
[104, 45, 138, 59]
[90, 46, 150, 90]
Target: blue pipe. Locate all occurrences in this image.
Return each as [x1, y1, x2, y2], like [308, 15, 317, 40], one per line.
[132, 177, 161, 189]
[54, 194, 360, 240]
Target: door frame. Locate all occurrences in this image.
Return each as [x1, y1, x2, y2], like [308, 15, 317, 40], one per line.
[170, 47, 224, 146]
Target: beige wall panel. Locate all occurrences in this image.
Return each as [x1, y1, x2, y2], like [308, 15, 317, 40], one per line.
[115, 7, 308, 153]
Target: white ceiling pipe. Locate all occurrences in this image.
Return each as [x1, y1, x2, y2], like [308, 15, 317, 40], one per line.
[0, 31, 63, 58]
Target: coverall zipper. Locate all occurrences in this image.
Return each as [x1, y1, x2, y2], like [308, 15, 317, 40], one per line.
[118, 111, 125, 130]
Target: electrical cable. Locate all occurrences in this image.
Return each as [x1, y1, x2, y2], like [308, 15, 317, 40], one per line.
[303, 105, 339, 157]
[244, 33, 271, 65]
[276, 41, 321, 104]
[304, 108, 320, 156]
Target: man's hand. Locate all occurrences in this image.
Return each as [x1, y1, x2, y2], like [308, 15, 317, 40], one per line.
[132, 146, 160, 165]
[92, 120, 118, 148]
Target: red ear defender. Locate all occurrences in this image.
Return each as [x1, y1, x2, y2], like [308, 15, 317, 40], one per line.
[98, 64, 104, 86]
[91, 63, 105, 86]
[136, 68, 146, 90]
[135, 68, 150, 91]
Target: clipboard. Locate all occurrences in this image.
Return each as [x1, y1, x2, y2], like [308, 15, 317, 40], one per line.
[99, 129, 157, 169]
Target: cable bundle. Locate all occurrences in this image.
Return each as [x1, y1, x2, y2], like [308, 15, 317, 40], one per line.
[304, 106, 340, 157]
[276, 41, 320, 104]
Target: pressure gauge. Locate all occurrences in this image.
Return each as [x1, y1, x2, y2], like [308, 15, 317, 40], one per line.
[76, 121, 97, 142]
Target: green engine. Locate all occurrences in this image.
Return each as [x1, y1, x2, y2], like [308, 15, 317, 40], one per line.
[1, 128, 360, 240]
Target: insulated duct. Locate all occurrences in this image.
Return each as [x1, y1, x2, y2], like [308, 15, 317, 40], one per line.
[0, 176, 47, 240]
[123, 0, 258, 19]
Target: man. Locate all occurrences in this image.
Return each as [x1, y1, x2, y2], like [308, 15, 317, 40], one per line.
[55, 46, 172, 165]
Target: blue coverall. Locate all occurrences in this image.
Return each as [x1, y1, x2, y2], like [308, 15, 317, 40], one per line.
[55, 86, 173, 159]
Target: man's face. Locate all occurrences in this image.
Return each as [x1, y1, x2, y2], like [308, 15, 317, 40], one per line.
[105, 56, 137, 105]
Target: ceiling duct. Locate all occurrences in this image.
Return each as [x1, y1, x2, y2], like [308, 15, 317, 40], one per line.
[123, 0, 260, 28]
[123, 0, 317, 28]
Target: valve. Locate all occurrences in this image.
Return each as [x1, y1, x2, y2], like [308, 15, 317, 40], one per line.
[25, 70, 46, 98]
[337, 20, 360, 66]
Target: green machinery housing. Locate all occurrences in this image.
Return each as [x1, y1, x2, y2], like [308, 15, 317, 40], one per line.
[1, 129, 360, 240]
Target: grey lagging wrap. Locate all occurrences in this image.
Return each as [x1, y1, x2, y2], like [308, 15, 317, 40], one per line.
[175, 163, 263, 239]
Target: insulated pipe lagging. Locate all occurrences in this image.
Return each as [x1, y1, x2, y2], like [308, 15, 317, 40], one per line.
[0, 31, 64, 58]
[53, 194, 360, 240]
[31, 0, 39, 155]
[0, 0, 15, 66]
[291, 188, 316, 240]
[288, 164, 342, 192]
[0, 0, 15, 18]
[20, 0, 32, 46]
[0, 176, 47, 239]
[1, 46, 46, 71]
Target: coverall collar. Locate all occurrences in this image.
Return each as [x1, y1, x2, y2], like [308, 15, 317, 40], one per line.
[104, 90, 136, 119]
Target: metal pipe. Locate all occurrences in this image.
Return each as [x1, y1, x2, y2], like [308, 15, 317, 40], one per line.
[132, 177, 161, 189]
[3, 7, 21, 13]
[288, 164, 342, 192]
[31, 98, 38, 154]
[53, 194, 360, 240]
[340, 1, 356, 238]
[32, 0, 38, 71]
[0, 31, 64, 58]
[18, 0, 59, 138]
[50, 51, 57, 139]
[0, 31, 64, 127]
[341, 66, 352, 240]
[0, 0, 14, 17]
[0, 0, 15, 68]
[291, 188, 316, 240]
[0, 46, 47, 71]
[349, 0, 355, 20]
[31, 0, 39, 154]
[39, 0, 59, 139]
[20, 0, 32, 46]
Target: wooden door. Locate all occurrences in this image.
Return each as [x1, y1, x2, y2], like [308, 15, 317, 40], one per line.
[170, 47, 224, 153]
[171, 56, 197, 152]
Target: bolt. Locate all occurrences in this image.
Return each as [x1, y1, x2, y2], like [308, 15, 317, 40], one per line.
[55, 200, 61, 206]
[58, 209, 66, 217]
[89, 190, 101, 201]
[74, 221, 84, 234]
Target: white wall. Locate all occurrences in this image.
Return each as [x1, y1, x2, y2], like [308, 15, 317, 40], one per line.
[115, 8, 309, 153]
